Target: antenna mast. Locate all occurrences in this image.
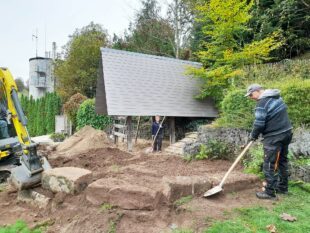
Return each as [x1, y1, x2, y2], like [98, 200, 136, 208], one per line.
[32, 29, 38, 57]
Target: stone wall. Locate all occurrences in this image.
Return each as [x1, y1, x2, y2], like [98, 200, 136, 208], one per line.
[289, 164, 310, 183]
[183, 125, 250, 156]
[183, 125, 310, 182]
[289, 128, 310, 158]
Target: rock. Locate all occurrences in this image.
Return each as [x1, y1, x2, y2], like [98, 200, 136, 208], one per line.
[162, 176, 212, 202]
[17, 189, 51, 208]
[42, 167, 92, 194]
[289, 128, 310, 157]
[86, 178, 162, 210]
[289, 163, 310, 182]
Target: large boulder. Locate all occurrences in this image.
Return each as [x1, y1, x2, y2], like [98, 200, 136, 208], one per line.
[86, 178, 162, 210]
[162, 176, 212, 202]
[42, 167, 92, 194]
[290, 128, 310, 157]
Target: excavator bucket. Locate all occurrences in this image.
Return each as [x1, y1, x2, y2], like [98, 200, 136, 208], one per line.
[10, 156, 51, 190]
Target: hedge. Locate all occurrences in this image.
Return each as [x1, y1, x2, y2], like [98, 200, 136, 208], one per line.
[217, 80, 310, 129]
[20, 92, 62, 136]
[216, 89, 255, 130]
[279, 79, 310, 127]
[76, 99, 112, 130]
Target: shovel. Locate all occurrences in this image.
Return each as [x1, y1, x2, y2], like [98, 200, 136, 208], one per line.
[203, 140, 254, 197]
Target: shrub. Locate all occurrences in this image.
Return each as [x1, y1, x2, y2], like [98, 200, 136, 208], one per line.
[50, 133, 66, 142]
[278, 79, 310, 127]
[76, 99, 112, 130]
[63, 93, 87, 127]
[243, 143, 264, 177]
[194, 140, 233, 160]
[216, 89, 255, 129]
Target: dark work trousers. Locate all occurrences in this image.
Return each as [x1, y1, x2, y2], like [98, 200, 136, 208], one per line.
[153, 135, 163, 151]
[262, 131, 293, 195]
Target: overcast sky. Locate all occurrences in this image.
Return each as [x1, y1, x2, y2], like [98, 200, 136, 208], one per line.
[0, 0, 168, 81]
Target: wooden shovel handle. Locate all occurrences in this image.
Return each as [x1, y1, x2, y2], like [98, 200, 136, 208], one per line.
[219, 141, 254, 187]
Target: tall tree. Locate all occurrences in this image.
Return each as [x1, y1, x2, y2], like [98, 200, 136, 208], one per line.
[54, 22, 108, 101]
[167, 0, 194, 58]
[250, 0, 310, 58]
[189, 0, 283, 103]
[113, 0, 175, 57]
[15, 78, 25, 92]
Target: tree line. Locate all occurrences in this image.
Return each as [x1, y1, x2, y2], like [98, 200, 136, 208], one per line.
[54, 0, 309, 103]
[20, 93, 62, 136]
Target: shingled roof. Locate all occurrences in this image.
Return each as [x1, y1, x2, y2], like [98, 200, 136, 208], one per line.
[95, 48, 218, 117]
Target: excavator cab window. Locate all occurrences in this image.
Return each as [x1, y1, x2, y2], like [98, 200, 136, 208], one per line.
[0, 82, 17, 139]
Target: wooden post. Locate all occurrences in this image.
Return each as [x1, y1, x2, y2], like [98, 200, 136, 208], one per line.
[135, 116, 141, 143]
[127, 116, 133, 152]
[113, 120, 118, 144]
[169, 117, 176, 145]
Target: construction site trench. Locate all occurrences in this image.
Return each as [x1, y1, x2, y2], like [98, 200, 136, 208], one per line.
[0, 126, 269, 233]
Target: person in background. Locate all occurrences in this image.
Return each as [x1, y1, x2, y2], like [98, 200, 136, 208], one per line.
[152, 115, 164, 152]
[246, 84, 293, 200]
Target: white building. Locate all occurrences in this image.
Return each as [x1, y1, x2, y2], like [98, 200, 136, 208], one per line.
[29, 57, 54, 99]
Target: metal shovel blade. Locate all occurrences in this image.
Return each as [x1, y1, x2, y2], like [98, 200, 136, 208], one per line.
[203, 185, 223, 197]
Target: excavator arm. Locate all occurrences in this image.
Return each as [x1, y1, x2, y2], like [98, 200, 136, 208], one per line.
[0, 67, 51, 189]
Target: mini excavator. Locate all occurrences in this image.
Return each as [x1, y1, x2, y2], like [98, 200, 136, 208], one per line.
[0, 67, 50, 189]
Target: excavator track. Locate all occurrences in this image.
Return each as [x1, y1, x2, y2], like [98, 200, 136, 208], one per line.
[0, 155, 19, 183]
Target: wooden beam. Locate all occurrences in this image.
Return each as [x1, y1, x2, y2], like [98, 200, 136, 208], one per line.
[113, 124, 118, 144]
[169, 117, 176, 145]
[127, 116, 133, 152]
[112, 131, 127, 138]
[114, 124, 126, 129]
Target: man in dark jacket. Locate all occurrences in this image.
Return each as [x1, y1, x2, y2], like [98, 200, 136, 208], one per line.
[246, 84, 293, 200]
[152, 115, 164, 152]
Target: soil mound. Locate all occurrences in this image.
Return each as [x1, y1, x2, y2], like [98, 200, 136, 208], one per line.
[55, 126, 112, 158]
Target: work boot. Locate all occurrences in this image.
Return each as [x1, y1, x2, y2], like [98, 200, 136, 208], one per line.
[256, 191, 277, 200]
[276, 188, 288, 195]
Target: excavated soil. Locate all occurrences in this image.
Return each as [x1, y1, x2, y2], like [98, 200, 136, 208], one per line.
[0, 127, 270, 233]
[53, 125, 113, 158]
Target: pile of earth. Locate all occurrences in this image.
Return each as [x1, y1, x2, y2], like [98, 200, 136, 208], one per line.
[52, 126, 113, 158]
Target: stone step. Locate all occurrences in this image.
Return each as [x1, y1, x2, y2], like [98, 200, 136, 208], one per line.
[165, 147, 184, 155]
[185, 133, 198, 139]
[180, 137, 196, 143]
[162, 176, 212, 202]
[185, 131, 198, 137]
[172, 141, 186, 148]
[208, 172, 260, 193]
[86, 177, 162, 210]
[86, 171, 260, 212]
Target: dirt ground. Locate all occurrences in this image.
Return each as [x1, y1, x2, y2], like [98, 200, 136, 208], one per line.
[0, 127, 271, 233]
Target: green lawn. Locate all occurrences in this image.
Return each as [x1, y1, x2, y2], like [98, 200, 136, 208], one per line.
[205, 182, 310, 233]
